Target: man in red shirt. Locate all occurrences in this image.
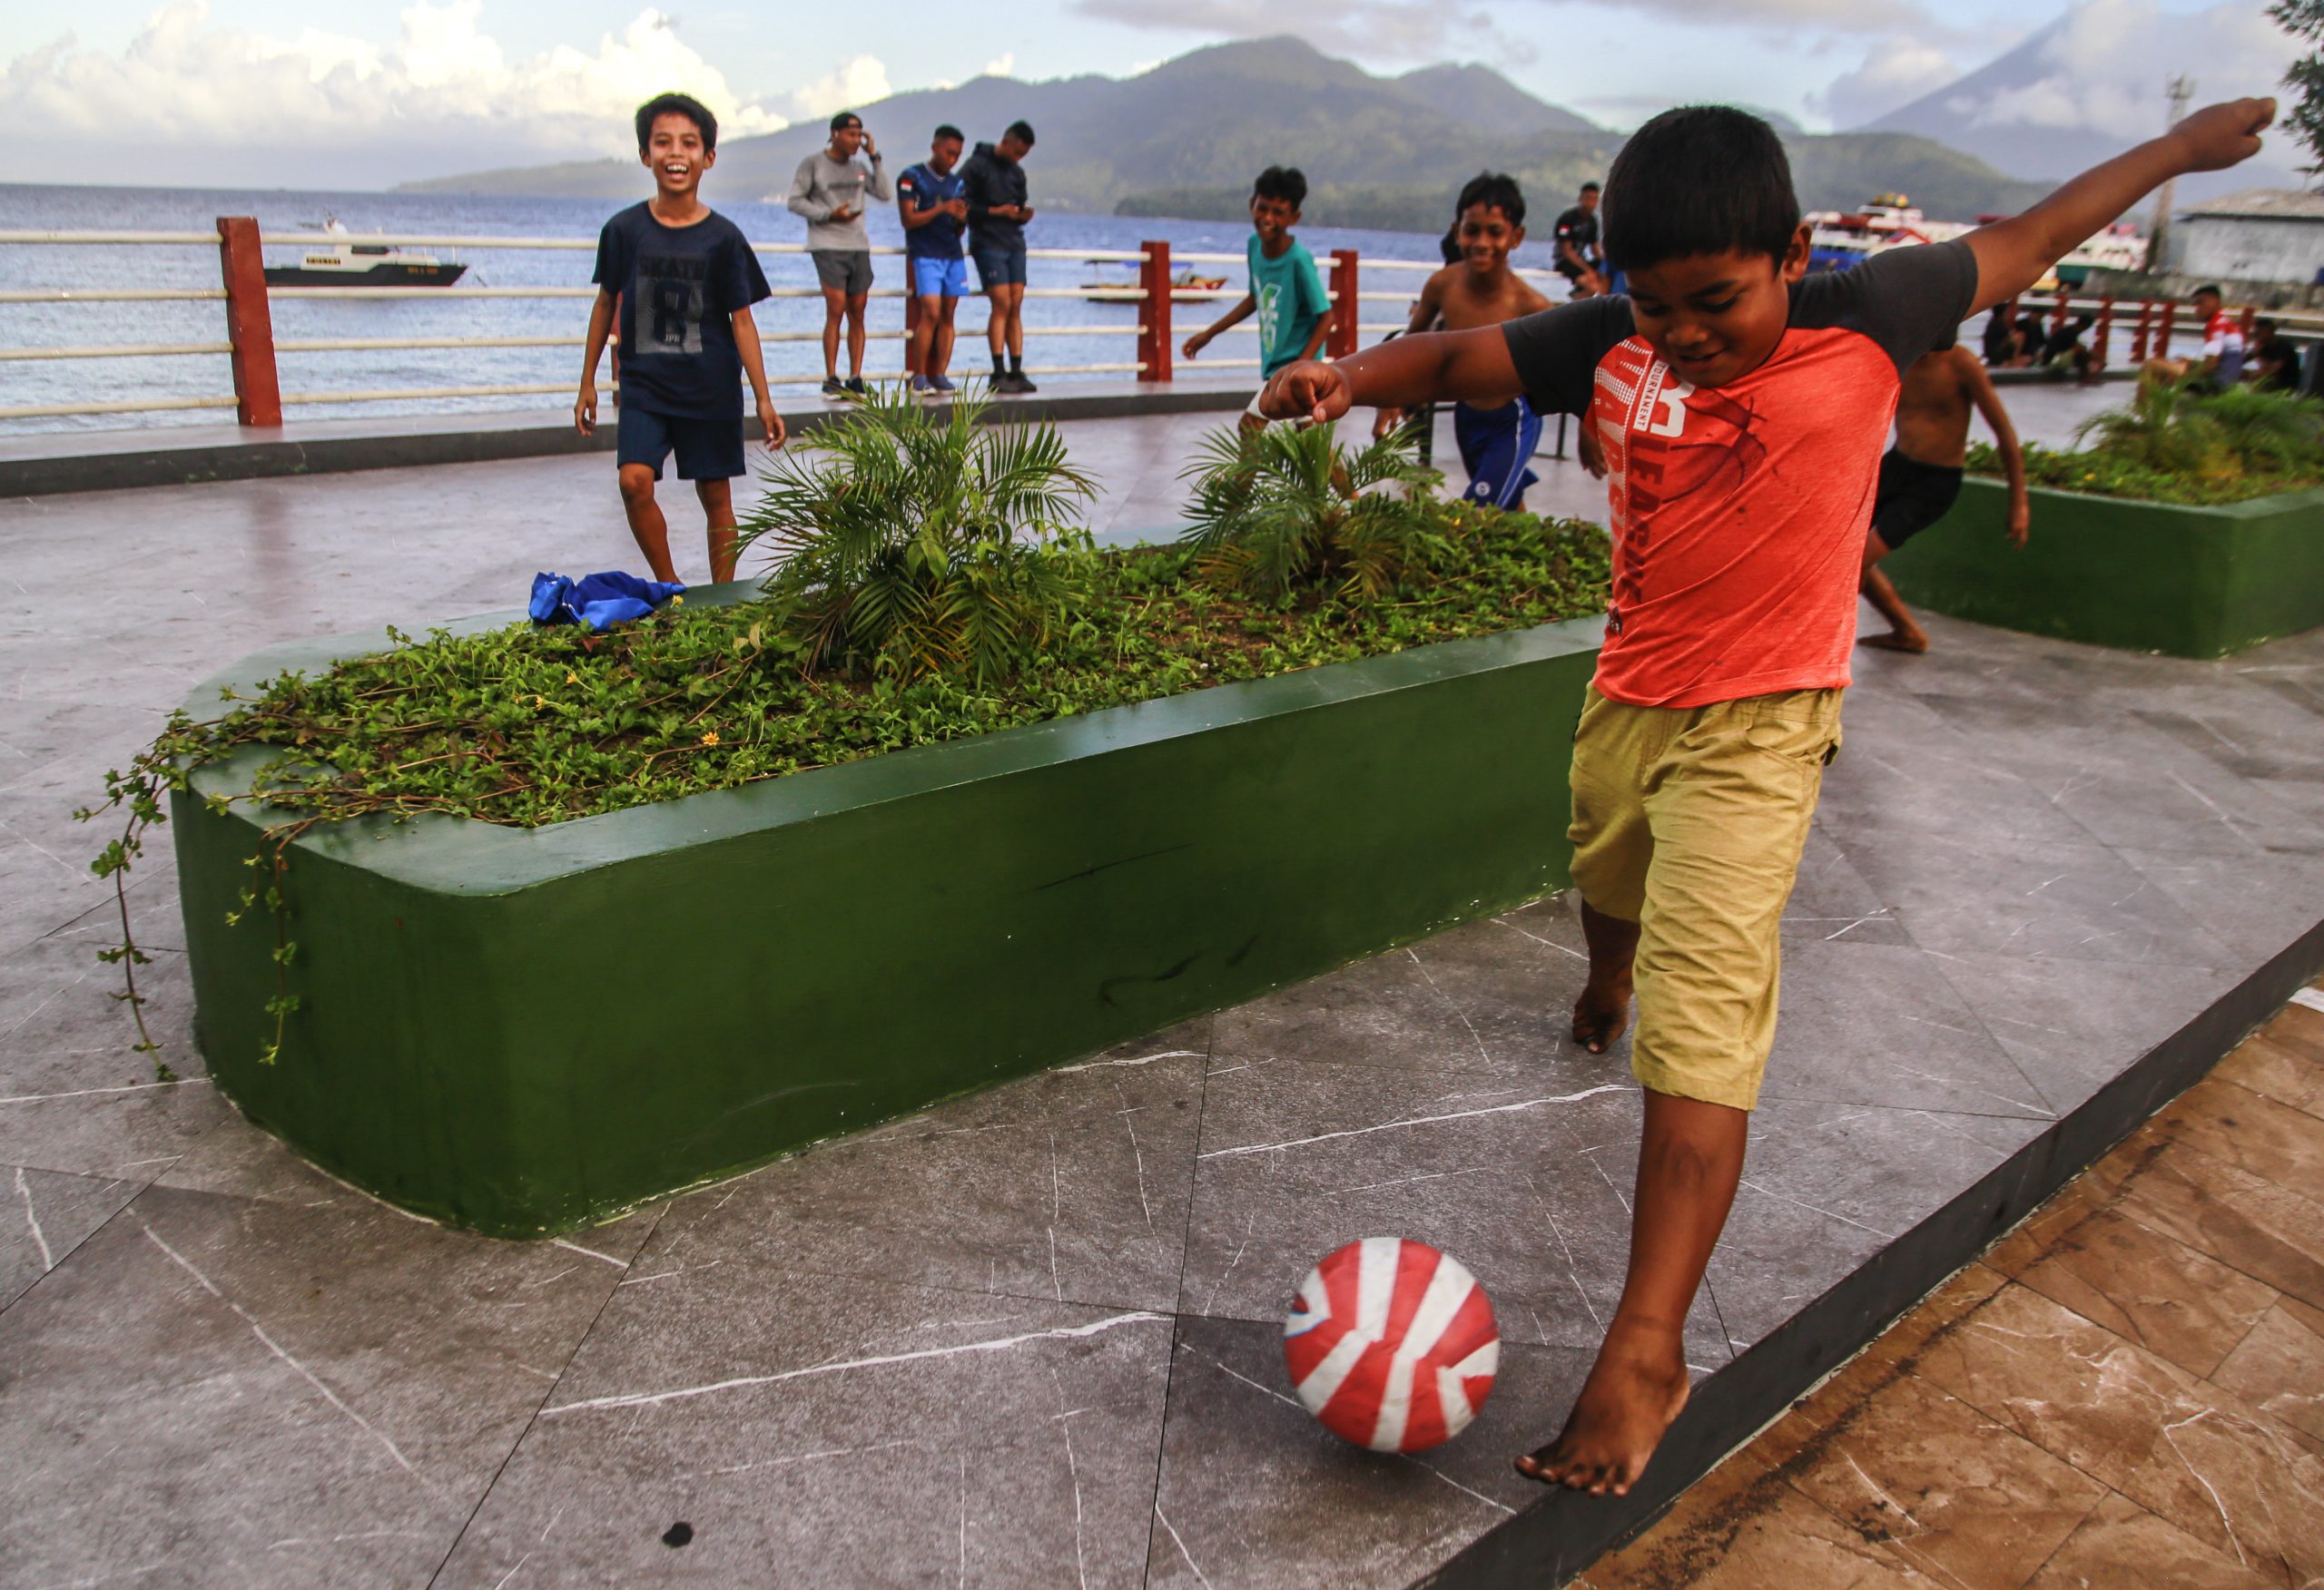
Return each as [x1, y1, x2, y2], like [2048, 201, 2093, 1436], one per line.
[1260, 94, 2274, 1499]
[2142, 282, 2248, 391]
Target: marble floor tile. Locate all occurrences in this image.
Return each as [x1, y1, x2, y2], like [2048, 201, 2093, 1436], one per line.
[0, 1160, 138, 1310]
[635, 1026, 1210, 1314]
[2270, 1004, 2324, 1065]
[2152, 1075, 2324, 1198]
[1813, 709, 2095, 849]
[1580, 1445, 1947, 1590]
[0, 1181, 657, 1588]
[1907, 1281, 2324, 1584]
[2210, 1033, 2324, 1120]
[1779, 1365, 2106, 1589]
[2111, 844, 2324, 967]
[433, 1265, 1176, 1589]
[2085, 1132, 2324, 1314]
[2208, 1302, 2324, 1448]
[2022, 1490, 2278, 1590]
[1208, 940, 1536, 1084]
[1144, 1315, 1569, 1590]
[2000, 1203, 2280, 1380]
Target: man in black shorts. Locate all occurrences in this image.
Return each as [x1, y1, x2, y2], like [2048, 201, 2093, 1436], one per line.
[1551, 182, 1605, 298]
[1860, 331, 2030, 653]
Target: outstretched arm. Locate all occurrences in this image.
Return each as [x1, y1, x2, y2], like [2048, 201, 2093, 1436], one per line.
[1963, 99, 2272, 314]
[1961, 353, 2029, 545]
[1183, 292, 1255, 359]
[1262, 326, 1521, 426]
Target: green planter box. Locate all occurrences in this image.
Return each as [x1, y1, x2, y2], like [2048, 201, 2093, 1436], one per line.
[174, 596, 1604, 1236]
[1882, 476, 2324, 660]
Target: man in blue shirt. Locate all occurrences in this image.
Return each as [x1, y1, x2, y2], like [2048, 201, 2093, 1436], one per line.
[897, 124, 970, 396]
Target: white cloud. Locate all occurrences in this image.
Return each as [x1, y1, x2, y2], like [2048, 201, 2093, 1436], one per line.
[1815, 35, 1964, 128]
[786, 54, 891, 120]
[1965, 0, 2296, 141]
[0, 1, 795, 185]
[984, 52, 1017, 79]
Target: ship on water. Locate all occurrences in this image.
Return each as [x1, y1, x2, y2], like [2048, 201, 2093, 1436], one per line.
[262, 217, 468, 288]
[1806, 193, 2142, 287]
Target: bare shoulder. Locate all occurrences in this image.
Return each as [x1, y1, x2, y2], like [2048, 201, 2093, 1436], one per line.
[1511, 276, 1555, 317]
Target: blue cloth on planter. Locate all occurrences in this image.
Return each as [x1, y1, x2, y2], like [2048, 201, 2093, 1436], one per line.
[529, 571, 685, 633]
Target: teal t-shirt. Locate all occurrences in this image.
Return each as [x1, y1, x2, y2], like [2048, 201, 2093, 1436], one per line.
[1248, 236, 1329, 376]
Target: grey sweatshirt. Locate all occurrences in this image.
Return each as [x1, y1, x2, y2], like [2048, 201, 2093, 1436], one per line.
[785, 150, 891, 251]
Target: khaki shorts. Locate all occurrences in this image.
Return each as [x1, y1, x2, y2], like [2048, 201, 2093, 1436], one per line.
[1568, 684, 1843, 1112]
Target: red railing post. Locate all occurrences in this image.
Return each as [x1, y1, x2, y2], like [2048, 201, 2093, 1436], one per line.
[902, 291, 921, 378]
[2050, 288, 2071, 339]
[2131, 300, 2152, 363]
[2093, 297, 2113, 374]
[1137, 240, 1172, 383]
[2240, 304, 2259, 344]
[215, 216, 281, 428]
[2156, 299, 2178, 364]
[1327, 249, 1360, 360]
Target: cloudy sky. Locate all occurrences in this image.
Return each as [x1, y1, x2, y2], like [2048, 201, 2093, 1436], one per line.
[0, 0, 2303, 188]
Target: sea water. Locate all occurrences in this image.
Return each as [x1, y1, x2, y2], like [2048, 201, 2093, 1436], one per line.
[0, 183, 1479, 435]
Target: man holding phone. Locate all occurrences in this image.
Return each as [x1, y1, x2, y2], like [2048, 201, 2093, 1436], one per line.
[787, 110, 890, 398]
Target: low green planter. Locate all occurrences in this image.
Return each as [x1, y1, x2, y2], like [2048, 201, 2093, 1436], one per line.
[1881, 476, 2324, 660]
[174, 594, 1604, 1236]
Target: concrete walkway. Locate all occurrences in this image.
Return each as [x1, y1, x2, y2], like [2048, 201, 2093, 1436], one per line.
[1, 398, 2319, 1587]
[1584, 991, 2324, 1589]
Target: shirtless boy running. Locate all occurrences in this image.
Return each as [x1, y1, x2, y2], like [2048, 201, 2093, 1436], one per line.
[1859, 333, 2031, 653]
[1376, 173, 1552, 509]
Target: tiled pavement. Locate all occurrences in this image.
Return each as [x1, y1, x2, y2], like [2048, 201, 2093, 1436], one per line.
[1583, 991, 2324, 1590]
[2, 396, 2319, 1586]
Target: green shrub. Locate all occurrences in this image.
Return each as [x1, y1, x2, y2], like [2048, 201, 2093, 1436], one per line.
[1972, 381, 2324, 505]
[738, 388, 1098, 682]
[1177, 421, 1449, 602]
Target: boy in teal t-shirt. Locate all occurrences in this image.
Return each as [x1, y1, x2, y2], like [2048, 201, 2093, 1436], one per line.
[1182, 165, 1331, 427]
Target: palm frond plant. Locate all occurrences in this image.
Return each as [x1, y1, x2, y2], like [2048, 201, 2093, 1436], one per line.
[2073, 378, 2228, 477]
[2181, 383, 2324, 476]
[737, 387, 1098, 682]
[1177, 420, 1450, 604]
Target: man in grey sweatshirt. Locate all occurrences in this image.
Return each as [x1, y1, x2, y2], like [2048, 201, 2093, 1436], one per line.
[787, 111, 891, 398]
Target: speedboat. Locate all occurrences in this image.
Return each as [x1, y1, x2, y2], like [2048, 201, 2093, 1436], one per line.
[1079, 262, 1231, 301]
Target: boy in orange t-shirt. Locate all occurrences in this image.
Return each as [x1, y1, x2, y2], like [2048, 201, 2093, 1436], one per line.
[1260, 95, 2275, 1499]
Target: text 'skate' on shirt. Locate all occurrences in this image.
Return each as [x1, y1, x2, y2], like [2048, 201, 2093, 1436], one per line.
[593, 204, 773, 419]
[1502, 240, 1978, 709]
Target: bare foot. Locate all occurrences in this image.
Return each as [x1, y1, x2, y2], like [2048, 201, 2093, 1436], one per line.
[1514, 1321, 1690, 1496]
[1571, 973, 1632, 1054]
[1858, 629, 1929, 654]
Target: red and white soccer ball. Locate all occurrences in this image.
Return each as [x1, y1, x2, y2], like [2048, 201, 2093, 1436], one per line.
[1283, 1237, 1501, 1453]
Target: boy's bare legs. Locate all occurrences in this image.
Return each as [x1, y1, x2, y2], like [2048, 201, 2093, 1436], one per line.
[1573, 899, 1640, 1053]
[819, 287, 848, 382]
[618, 463, 679, 584]
[697, 477, 737, 583]
[1856, 534, 1930, 653]
[843, 291, 869, 380]
[933, 298, 958, 380]
[1517, 1090, 1747, 1494]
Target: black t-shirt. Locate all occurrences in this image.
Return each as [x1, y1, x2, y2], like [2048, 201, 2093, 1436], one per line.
[593, 203, 771, 419]
[1552, 207, 1600, 275]
[2254, 334, 2302, 391]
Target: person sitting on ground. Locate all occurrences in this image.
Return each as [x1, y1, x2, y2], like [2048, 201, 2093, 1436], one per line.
[576, 93, 783, 585]
[1255, 93, 2272, 1501]
[960, 122, 1039, 393]
[787, 111, 890, 400]
[2249, 316, 2304, 392]
[2142, 282, 2245, 392]
[1551, 182, 1608, 299]
[1980, 302, 2030, 367]
[1181, 165, 1331, 431]
[1858, 330, 2031, 653]
[1374, 172, 1553, 507]
[2038, 312, 2097, 380]
[897, 123, 971, 397]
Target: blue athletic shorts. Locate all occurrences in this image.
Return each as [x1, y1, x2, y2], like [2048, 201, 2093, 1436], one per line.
[616, 404, 744, 482]
[911, 255, 969, 298]
[1453, 398, 1542, 509]
[970, 234, 1029, 290]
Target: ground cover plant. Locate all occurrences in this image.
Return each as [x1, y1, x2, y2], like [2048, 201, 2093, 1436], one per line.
[1969, 380, 2324, 505]
[80, 411, 1610, 1068]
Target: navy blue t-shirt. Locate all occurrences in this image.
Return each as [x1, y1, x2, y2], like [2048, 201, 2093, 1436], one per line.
[896, 162, 967, 260]
[592, 203, 771, 419]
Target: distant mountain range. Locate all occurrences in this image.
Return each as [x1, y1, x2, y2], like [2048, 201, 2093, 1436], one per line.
[398, 36, 2051, 229]
[1858, 13, 2304, 201]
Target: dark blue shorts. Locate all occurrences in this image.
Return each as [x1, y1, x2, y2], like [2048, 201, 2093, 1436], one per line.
[970, 233, 1029, 290]
[616, 405, 744, 481]
[1453, 398, 1542, 509]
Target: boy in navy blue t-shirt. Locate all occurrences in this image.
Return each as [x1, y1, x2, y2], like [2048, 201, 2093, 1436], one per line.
[897, 123, 971, 395]
[576, 93, 783, 584]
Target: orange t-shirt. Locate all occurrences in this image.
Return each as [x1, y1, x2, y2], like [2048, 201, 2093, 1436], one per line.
[1503, 241, 1978, 707]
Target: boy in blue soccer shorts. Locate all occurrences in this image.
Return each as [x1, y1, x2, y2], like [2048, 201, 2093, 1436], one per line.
[576, 93, 783, 584]
[1374, 172, 1552, 506]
